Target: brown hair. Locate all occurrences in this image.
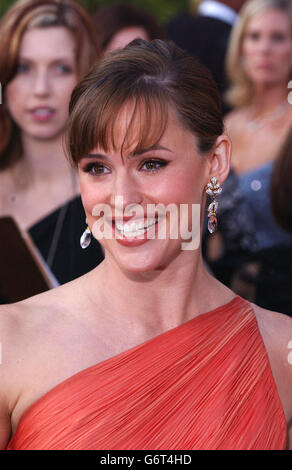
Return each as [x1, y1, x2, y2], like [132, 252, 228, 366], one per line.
[93, 2, 166, 53]
[0, 0, 100, 170]
[270, 126, 292, 232]
[67, 39, 224, 166]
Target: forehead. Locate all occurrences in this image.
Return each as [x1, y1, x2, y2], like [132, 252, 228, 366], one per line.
[91, 101, 198, 159]
[246, 8, 291, 32]
[90, 97, 170, 157]
[19, 26, 76, 60]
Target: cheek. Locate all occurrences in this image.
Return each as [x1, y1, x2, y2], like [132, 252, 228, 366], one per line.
[278, 43, 292, 61]
[241, 39, 252, 59]
[153, 167, 204, 205]
[79, 178, 105, 219]
[5, 80, 25, 114]
[56, 76, 78, 100]
[79, 179, 94, 209]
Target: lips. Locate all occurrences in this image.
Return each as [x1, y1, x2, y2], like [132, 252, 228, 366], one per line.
[29, 107, 55, 121]
[255, 63, 274, 70]
[102, 215, 163, 246]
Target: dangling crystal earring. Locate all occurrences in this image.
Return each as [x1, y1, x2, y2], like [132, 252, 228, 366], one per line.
[80, 218, 92, 249]
[205, 176, 222, 233]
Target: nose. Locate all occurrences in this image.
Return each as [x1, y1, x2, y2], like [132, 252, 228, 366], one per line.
[257, 37, 272, 54]
[33, 69, 51, 96]
[110, 170, 144, 214]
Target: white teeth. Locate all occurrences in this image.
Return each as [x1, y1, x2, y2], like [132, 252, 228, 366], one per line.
[115, 219, 158, 237]
[32, 108, 53, 116]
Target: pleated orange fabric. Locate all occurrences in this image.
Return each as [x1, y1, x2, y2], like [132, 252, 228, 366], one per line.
[6, 295, 287, 450]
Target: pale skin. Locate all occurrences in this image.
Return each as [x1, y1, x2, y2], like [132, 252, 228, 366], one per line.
[0, 27, 80, 231]
[0, 108, 291, 449]
[225, 8, 292, 175]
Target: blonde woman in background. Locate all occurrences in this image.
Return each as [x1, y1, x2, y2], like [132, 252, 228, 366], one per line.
[204, 0, 292, 312]
[225, 0, 292, 173]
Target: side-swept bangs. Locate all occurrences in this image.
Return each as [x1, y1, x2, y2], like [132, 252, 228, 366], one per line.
[66, 39, 224, 166]
[67, 78, 169, 164]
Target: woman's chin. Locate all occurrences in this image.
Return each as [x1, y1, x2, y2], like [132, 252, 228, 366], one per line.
[117, 255, 163, 274]
[104, 243, 168, 274]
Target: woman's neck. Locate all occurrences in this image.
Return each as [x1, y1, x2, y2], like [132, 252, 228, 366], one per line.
[85, 250, 232, 335]
[250, 83, 288, 115]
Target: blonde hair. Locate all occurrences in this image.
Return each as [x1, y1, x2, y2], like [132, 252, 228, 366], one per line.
[0, 0, 100, 169]
[225, 0, 292, 108]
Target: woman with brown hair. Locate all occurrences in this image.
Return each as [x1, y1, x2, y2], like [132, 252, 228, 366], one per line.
[0, 0, 103, 287]
[93, 2, 166, 56]
[0, 39, 291, 450]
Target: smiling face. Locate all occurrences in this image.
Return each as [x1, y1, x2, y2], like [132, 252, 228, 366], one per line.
[5, 26, 78, 142]
[241, 8, 292, 87]
[78, 104, 209, 273]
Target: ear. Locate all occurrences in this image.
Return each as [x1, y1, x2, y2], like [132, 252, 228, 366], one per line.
[206, 134, 231, 185]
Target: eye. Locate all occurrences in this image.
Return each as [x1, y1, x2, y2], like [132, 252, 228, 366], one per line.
[271, 32, 286, 43]
[16, 62, 30, 74]
[246, 32, 260, 41]
[140, 159, 168, 173]
[82, 162, 110, 176]
[55, 64, 73, 74]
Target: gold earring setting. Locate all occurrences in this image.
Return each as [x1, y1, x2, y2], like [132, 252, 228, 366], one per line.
[205, 176, 222, 234]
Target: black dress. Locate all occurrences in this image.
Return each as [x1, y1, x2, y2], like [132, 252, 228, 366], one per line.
[29, 196, 104, 285]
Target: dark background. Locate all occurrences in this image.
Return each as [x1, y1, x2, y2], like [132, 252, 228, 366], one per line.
[0, 0, 193, 24]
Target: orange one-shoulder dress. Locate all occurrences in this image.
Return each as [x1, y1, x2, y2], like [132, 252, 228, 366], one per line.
[6, 296, 287, 450]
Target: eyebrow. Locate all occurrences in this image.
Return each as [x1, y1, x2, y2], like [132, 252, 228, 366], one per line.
[82, 145, 173, 160]
[18, 56, 74, 63]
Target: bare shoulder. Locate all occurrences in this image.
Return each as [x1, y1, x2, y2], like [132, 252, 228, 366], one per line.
[251, 302, 292, 446]
[251, 303, 292, 376]
[0, 277, 87, 399]
[251, 302, 292, 345]
[0, 288, 69, 389]
[0, 273, 105, 447]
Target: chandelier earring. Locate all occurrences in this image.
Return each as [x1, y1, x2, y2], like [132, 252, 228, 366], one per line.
[205, 176, 222, 234]
[80, 218, 92, 249]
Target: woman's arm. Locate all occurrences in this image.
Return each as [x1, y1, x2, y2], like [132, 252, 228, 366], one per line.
[0, 308, 14, 449]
